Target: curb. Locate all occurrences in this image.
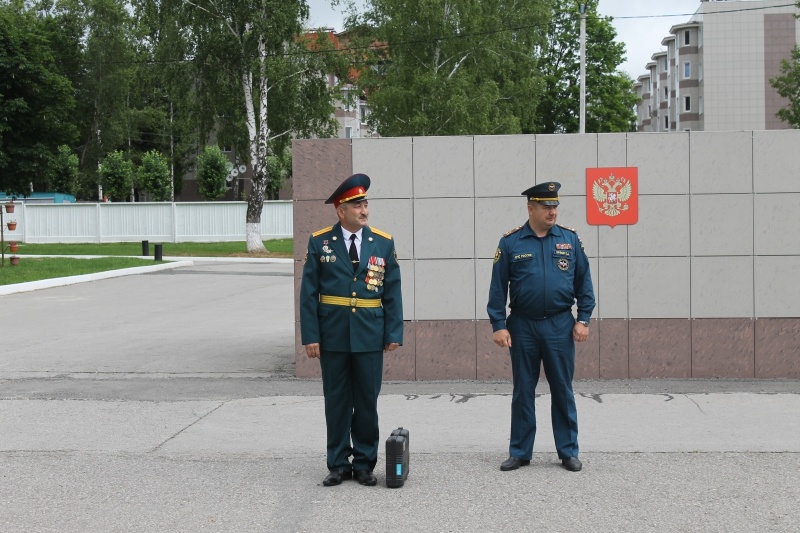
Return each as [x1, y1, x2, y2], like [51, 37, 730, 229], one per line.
[0, 260, 195, 296]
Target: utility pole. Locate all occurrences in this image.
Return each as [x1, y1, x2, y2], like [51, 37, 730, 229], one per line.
[170, 100, 175, 202]
[579, 3, 587, 134]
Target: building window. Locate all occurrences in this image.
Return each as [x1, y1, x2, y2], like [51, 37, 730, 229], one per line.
[684, 62, 691, 79]
[665, 87, 669, 99]
[699, 62, 703, 81]
[685, 96, 691, 111]
[222, 146, 232, 153]
[699, 96, 704, 115]
[664, 57, 668, 70]
[684, 30, 690, 46]
[665, 116, 669, 129]
[345, 126, 352, 139]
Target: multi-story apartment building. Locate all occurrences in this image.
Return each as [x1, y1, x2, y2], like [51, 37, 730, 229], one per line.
[635, 0, 799, 132]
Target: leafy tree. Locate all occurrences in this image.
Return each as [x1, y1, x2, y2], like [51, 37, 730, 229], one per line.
[265, 144, 292, 200]
[171, 0, 342, 252]
[350, 0, 551, 137]
[771, 45, 800, 128]
[47, 145, 81, 196]
[100, 150, 134, 201]
[0, 2, 78, 196]
[534, 0, 637, 133]
[196, 145, 229, 201]
[138, 149, 171, 201]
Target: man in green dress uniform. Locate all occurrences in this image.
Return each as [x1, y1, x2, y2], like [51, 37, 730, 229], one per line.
[300, 173, 403, 487]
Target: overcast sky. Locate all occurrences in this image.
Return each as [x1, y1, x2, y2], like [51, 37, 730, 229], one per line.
[304, 0, 704, 79]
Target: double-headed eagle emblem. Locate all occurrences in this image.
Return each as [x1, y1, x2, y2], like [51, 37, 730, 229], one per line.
[592, 174, 632, 217]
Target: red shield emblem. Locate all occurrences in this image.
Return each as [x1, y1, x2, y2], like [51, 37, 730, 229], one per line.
[586, 167, 638, 227]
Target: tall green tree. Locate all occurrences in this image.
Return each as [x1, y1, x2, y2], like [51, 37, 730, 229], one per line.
[138, 149, 171, 201]
[0, 2, 78, 196]
[47, 145, 81, 196]
[351, 0, 551, 137]
[99, 150, 134, 201]
[196, 145, 229, 201]
[534, 0, 636, 133]
[771, 45, 800, 128]
[172, 0, 341, 252]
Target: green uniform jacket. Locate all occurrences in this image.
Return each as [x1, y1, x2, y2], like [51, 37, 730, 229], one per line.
[300, 223, 403, 352]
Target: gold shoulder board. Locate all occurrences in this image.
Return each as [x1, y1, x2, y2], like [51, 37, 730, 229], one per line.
[557, 224, 577, 233]
[371, 227, 392, 240]
[503, 225, 523, 237]
[312, 226, 333, 237]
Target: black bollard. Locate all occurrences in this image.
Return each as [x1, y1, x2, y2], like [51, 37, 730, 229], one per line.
[142, 240, 149, 257]
[154, 243, 163, 261]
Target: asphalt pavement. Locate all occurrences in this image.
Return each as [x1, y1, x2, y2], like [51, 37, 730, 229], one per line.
[1, 259, 799, 533]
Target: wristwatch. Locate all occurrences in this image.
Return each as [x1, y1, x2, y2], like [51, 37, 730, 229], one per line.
[578, 320, 589, 326]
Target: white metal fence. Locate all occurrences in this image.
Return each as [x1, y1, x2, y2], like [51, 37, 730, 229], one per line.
[1, 201, 293, 243]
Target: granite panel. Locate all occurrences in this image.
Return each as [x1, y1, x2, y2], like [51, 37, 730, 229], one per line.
[691, 257, 753, 319]
[628, 257, 690, 319]
[295, 322, 321, 378]
[689, 131, 753, 194]
[292, 139, 352, 201]
[754, 256, 800, 318]
[629, 319, 691, 378]
[628, 195, 690, 257]
[415, 320, 477, 380]
[597, 133, 627, 167]
[690, 194, 753, 256]
[414, 260, 476, 320]
[476, 320, 512, 380]
[598, 225, 628, 258]
[753, 193, 800, 256]
[294, 259, 303, 322]
[475, 197, 528, 260]
[292, 200, 339, 260]
[351, 138, 413, 199]
[398, 259, 414, 322]
[366, 198, 414, 261]
[755, 318, 800, 378]
[412, 136, 474, 198]
[414, 198, 475, 259]
[598, 257, 628, 319]
[535, 134, 598, 192]
[475, 258, 494, 321]
[599, 319, 629, 379]
[474, 135, 536, 197]
[575, 322, 600, 379]
[753, 130, 800, 193]
[626, 132, 690, 195]
[383, 322, 416, 381]
[691, 319, 754, 378]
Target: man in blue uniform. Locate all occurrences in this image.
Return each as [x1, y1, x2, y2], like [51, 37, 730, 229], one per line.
[487, 182, 595, 472]
[300, 173, 403, 487]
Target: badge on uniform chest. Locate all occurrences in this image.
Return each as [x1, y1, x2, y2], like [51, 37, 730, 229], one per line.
[365, 256, 385, 291]
[558, 258, 570, 271]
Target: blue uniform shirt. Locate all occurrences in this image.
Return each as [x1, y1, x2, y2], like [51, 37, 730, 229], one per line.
[487, 222, 595, 331]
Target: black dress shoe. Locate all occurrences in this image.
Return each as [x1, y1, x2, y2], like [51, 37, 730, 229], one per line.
[500, 456, 531, 471]
[354, 469, 377, 486]
[561, 457, 582, 472]
[322, 469, 352, 486]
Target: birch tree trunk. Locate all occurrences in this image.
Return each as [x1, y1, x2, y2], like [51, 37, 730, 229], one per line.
[243, 38, 268, 253]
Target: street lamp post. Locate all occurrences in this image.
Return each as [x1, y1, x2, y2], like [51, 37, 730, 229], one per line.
[579, 3, 587, 134]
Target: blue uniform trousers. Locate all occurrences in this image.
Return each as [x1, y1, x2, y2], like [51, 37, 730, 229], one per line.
[507, 310, 579, 460]
[319, 349, 383, 472]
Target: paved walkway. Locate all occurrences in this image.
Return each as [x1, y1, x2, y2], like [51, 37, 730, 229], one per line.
[1, 260, 799, 532]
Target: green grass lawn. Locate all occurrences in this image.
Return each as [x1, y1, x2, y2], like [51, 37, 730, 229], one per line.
[0, 257, 166, 285]
[7, 239, 292, 257]
[0, 239, 293, 286]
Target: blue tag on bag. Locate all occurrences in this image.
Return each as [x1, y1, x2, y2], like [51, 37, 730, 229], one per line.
[396, 464, 402, 476]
